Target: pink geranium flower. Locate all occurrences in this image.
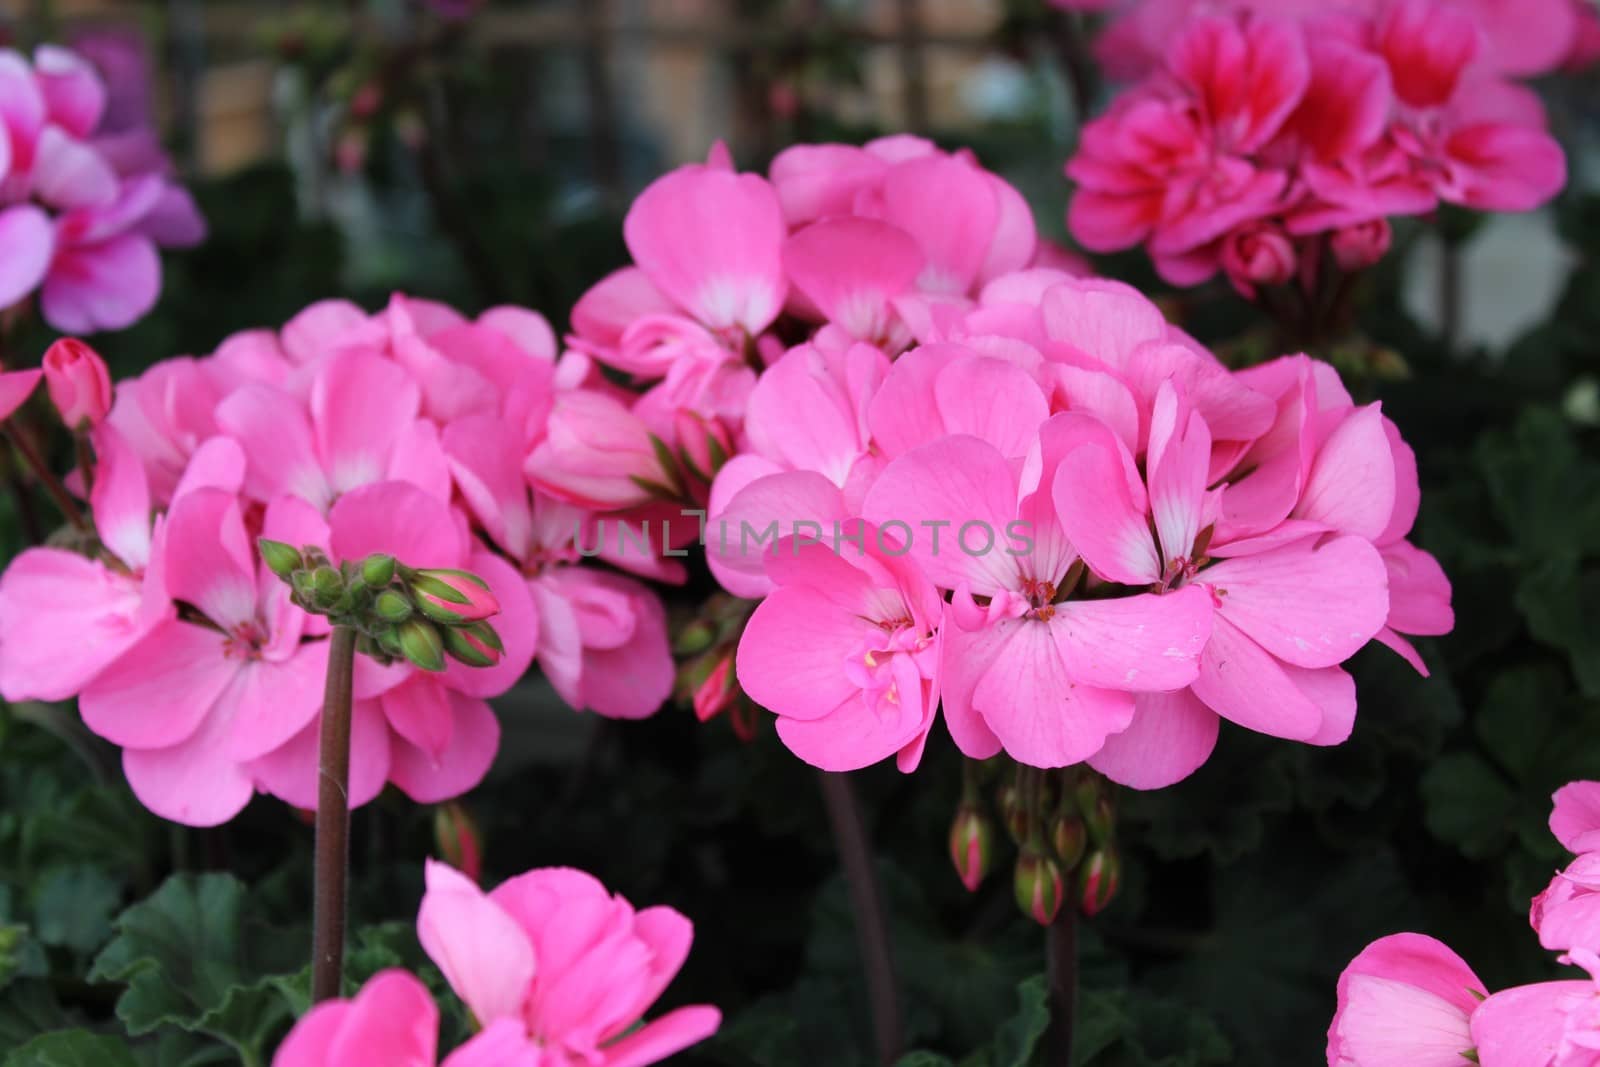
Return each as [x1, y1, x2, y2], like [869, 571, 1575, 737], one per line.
[417, 859, 721, 1067]
[1327, 932, 1487, 1066]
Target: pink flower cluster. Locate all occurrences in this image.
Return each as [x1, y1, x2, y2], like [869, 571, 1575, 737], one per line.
[0, 45, 203, 332]
[273, 860, 719, 1067]
[1062, 0, 1600, 83]
[0, 294, 679, 826]
[1065, 0, 1568, 293]
[575, 139, 1451, 783]
[1330, 782, 1600, 1066]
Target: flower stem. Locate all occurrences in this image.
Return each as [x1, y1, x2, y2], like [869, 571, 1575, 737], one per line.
[311, 625, 358, 1003]
[1046, 906, 1078, 1066]
[1, 424, 88, 531]
[817, 770, 903, 1065]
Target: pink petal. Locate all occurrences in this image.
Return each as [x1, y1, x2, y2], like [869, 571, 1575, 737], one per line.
[280, 300, 368, 365]
[878, 156, 999, 295]
[933, 355, 1050, 459]
[1287, 662, 1357, 746]
[441, 1020, 542, 1067]
[738, 587, 865, 723]
[1053, 586, 1212, 691]
[418, 858, 536, 1025]
[564, 571, 674, 720]
[976, 175, 1038, 284]
[32, 46, 106, 138]
[1551, 781, 1600, 853]
[971, 618, 1135, 767]
[1383, 541, 1453, 636]
[782, 218, 923, 343]
[439, 550, 539, 699]
[387, 688, 499, 804]
[623, 166, 787, 333]
[1190, 615, 1324, 741]
[937, 622, 1005, 759]
[570, 267, 677, 351]
[271, 1001, 351, 1066]
[0, 206, 54, 309]
[1147, 382, 1212, 566]
[0, 547, 156, 702]
[1089, 688, 1219, 789]
[328, 481, 466, 568]
[1051, 425, 1159, 586]
[1039, 278, 1168, 372]
[775, 675, 934, 772]
[861, 435, 1021, 596]
[224, 644, 331, 761]
[311, 351, 422, 497]
[248, 697, 390, 812]
[706, 467, 847, 598]
[326, 970, 440, 1067]
[162, 488, 257, 629]
[0, 367, 42, 422]
[1202, 534, 1388, 668]
[601, 1005, 722, 1067]
[1468, 981, 1584, 1067]
[79, 619, 236, 748]
[1295, 404, 1396, 540]
[120, 697, 255, 827]
[30, 124, 116, 209]
[214, 384, 329, 508]
[768, 142, 886, 225]
[40, 232, 161, 334]
[620, 906, 695, 1023]
[867, 343, 968, 460]
[90, 422, 153, 569]
[477, 305, 557, 361]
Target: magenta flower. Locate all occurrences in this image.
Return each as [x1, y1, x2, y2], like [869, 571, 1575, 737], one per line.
[416, 859, 721, 1067]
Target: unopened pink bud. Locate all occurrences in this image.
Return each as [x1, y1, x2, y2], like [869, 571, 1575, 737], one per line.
[1221, 223, 1296, 299]
[433, 802, 483, 883]
[673, 410, 734, 483]
[692, 652, 738, 722]
[1330, 219, 1393, 272]
[42, 338, 112, 429]
[1078, 846, 1121, 917]
[1014, 846, 1065, 926]
[411, 568, 499, 624]
[948, 805, 995, 893]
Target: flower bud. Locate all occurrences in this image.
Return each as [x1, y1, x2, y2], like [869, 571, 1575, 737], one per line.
[410, 568, 499, 624]
[1221, 223, 1296, 299]
[361, 553, 396, 588]
[948, 804, 995, 893]
[258, 539, 303, 581]
[1050, 813, 1087, 870]
[1078, 846, 1121, 917]
[443, 621, 504, 669]
[1330, 219, 1393, 273]
[692, 652, 738, 723]
[673, 619, 717, 657]
[1014, 845, 1065, 926]
[998, 781, 1031, 845]
[42, 338, 112, 430]
[673, 410, 734, 482]
[397, 617, 446, 672]
[433, 802, 483, 883]
[310, 565, 344, 608]
[372, 588, 413, 623]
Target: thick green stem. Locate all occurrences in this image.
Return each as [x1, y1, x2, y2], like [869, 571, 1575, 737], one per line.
[311, 626, 358, 1003]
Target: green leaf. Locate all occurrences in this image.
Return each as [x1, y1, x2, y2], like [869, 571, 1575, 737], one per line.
[1474, 665, 1567, 779]
[1421, 753, 1518, 858]
[987, 975, 1049, 1067]
[34, 866, 122, 955]
[2, 1030, 139, 1067]
[88, 874, 298, 1063]
[1516, 564, 1600, 698]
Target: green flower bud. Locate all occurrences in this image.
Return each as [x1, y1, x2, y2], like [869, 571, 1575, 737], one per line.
[361, 553, 396, 588]
[1078, 846, 1121, 917]
[442, 622, 503, 669]
[310, 565, 343, 607]
[258, 539, 303, 580]
[397, 618, 446, 672]
[948, 804, 995, 893]
[373, 589, 413, 623]
[1051, 813, 1087, 870]
[1014, 845, 1065, 927]
[410, 568, 499, 624]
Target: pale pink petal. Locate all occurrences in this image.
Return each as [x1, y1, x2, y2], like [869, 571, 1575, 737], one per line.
[441, 1020, 542, 1067]
[215, 383, 329, 508]
[40, 233, 161, 334]
[933, 355, 1050, 459]
[1190, 616, 1324, 741]
[1147, 383, 1211, 566]
[477, 305, 557, 361]
[768, 143, 886, 225]
[1202, 534, 1388, 668]
[1089, 688, 1219, 789]
[162, 488, 257, 629]
[1287, 662, 1357, 746]
[782, 218, 923, 344]
[30, 124, 116, 208]
[1052, 428, 1160, 586]
[387, 688, 499, 803]
[601, 1005, 722, 1067]
[79, 619, 234, 748]
[1383, 541, 1453, 636]
[280, 300, 368, 365]
[570, 267, 677, 351]
[32, 46, 106, 138]
[867, 343, 967, 460]
[878, 156, 999, 294]
[1053, 587, 1212, 691]
[90, 423, 152, 569]
[1378, 418, 1420, 545]
[418, 858, 536, 1025]
[707, 467, 847, 598]
[972, 619, 1135, 767]
[0, 548, 155, 702]
[271, 1001, 350, 1066]
[568, 573, 674, 720]
[1039, 278, 1167, 372]
[623, 166, 787, 333]
[0, 206, 54, 309]
[121, 700, 255, 827]
[937, 622, 1005, 759]
[1551, 781, 1600, 853]
[224, 644, 330, 760]
[737, 588, 864, 723]
[1468, 981, 1582, 1067]
[328, 481, 466, 568]
[1295, 404, 1396, 540]
[311, 351, 421, 496]
[976, 175, 1038, 284]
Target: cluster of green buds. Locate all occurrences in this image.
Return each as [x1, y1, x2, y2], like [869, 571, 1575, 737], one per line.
[257, 539, 505, 673]
[672, 593, 761, 740]
[948, 761, 1122, 926]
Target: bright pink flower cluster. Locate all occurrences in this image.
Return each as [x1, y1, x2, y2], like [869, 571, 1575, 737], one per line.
[1330, 782, 1600, 1066]
[582, 140, 1448, 783]
[273, 860, 719, 1067]
[1065, 0, 1568, 292]
[0, 294, 678, 825]
[0, 45, 203, 332]
[1066, 0, 1600, 83]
